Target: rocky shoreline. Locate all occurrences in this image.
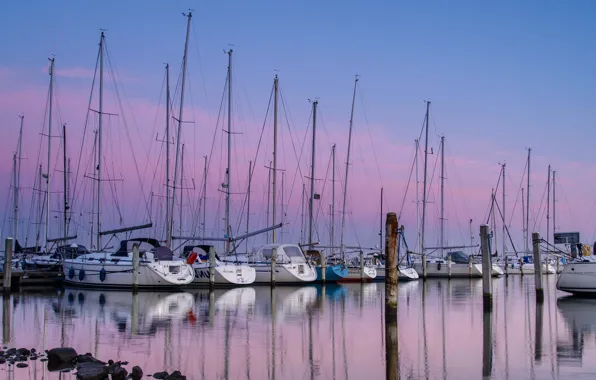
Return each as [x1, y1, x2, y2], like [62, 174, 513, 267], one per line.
[1, 346, 187, 379]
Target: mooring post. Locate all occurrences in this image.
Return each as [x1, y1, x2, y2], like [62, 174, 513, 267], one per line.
[2, 293, 9, 345]
[321, 250, 326, 284]
[505, 255, 509, 277]
[535, 295, 544, 362]
[132, 243, 139, 293]
[209, 246, 216, 288]
[447, 255, 452, 279]
[556, 256, 560, 274]
[468, 254, 473, 278]
[360, 250, 365, 282]
[532, 232, 544, 302]
[385, 212, 399, 380]
[385, 212, 398, 317]
[271, 247, 277, 286]
[131, 291, 139, 336]
[422, 254, 427, 280]
[520, 257, 524, 276]
[482, 307, 493, 378]
[3, 238, 13, 293]
[480, 225, 492, 311]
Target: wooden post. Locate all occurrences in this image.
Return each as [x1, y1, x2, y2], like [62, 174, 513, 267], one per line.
[385, 213, 398, 316]
[447, 255, 452, 279]
[209, 246, 216, 287]
[131, 292, 139, 336]
[482, 308, 493, 377]
[422, 254, 427, 280]
[505, 255, 509, 277]
[556, 257, 560, 274]
[132, 243, 139, 292]
[2, 293, 9, 345]
[385, 212, 399, 380]
[3, 238, 13, 293]
[480, 225, 492, 312]
[535, 295, 544, 362]
[360, 250, 364, 282]
[468, 254, 472, 278]
[271, 247, 276, 286]
[532, 232, 544, 302]
[321, 250, 326, 284]
[520, 257, 524, 276]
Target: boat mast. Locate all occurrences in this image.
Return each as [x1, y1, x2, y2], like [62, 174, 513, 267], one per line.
[440, 136, 445, 258]
[266, 162, 271, 243]
[202, 155, 207, 241]
[165, 63, 171, 248]
[246, 161, 252, 253]
[331, 144, 336, 250]
[300, 183, 305, 244]
[415, 139, 420, 254]
[96, 33, 104, 250]
[35, 164, 43, 249]
[525, 148, 531, 255]
[180, 143, 185, 236]
[281, 171, 285, 239]
[272, 75, 279, 243]
[13, 115, 24, 240]
[546, 165, 551, 247]
[552, 171, 556, 235]
[521, 187, 525, 256]
[62, 124, 68, 238]
[170, 12, 192, 247]
[340, 76, 358, 260]
[308, 100, 318, 247]
[90, 130, 97, 249]
[380, 187, 383, 255]
[12, 153, 17, 237]
[45, 57, 55, 251]
[502, 163, 506, 257]
[420, 101, 431, 256]
[225, 49, 233, 254]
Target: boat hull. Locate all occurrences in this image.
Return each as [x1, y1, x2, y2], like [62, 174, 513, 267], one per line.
[557, 262, 596, 295]
[253, 263, 317, 284]
[316, 265, 348, 282]
[374, 266, 419, 281]
[337, 266, 377, 282]
[62, 260, 195, 289]
[190, 263, 256, 286]
[413, 262, 483, 278]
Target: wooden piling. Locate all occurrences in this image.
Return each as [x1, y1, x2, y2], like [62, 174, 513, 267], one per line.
[271, 247, 277, 286]
[532, 232, 544, 302]
[468, 255, 473, 278]
[535, 295, 544, 362]
[480, 225, 492, 312]
[132, 243, 139, 292]
[359, 250, 364, 282]
[131, 292, 139, 336]
[385, 212, 398, 317]
[520, 257, 524, 276]
[447, 255, 452, 279]
[2, 293, 9, 345]
[482, 308, 493, 377]
[209, 246, 216, 287]
[422, 254, 427, 281]
[3, 238, 13, 293]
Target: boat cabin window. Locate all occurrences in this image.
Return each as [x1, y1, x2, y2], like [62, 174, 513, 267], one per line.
[283, 246, 306, 262]
[446, 251, 469, 264]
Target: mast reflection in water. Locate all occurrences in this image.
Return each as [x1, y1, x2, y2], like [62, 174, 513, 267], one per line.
[1, 276, 595, 379]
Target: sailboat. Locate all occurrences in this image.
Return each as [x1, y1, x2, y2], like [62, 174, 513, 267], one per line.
[164, 14, 255, 286]
[248, 75, 317, 284]
[412, 105, 486, 278]
[63, 32, 195, 288]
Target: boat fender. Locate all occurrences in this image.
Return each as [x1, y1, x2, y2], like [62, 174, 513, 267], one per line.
[437, 262, 442, 271]
[78, 269, 86, 281]
[68, 267, 75, 279]
[99, 268, 106, 282]
[186, 252, 198, 265]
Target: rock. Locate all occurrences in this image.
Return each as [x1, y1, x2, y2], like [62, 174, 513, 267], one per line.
[5, 348, 16, 356]
[0, 358, 5, 364]
[120, 361, 129, 365]
[30, 348, 36, 354]
[152, 371, 169, 379]
[16, 363, 28, 368]
[108, 359, 114, 365]
[47, 347, 78, 364]
[40, 358, 48, 362]
[75, 362, 109, 380]
[16, 355, 27, 362]
[131, 366, 143, 380]
[111, 366, 128, 380]
[30, 355, 38, 360]
[0, 350, 5, 356]
[76, 354, 105, 365]
[164, 370, 186, 380]
[107, 362, 121, 374]
[17, 348, 30, 356]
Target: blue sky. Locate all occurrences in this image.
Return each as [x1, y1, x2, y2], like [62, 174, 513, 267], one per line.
[1, 0, 595, 250]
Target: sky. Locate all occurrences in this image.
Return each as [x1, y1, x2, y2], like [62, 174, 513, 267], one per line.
[1, 0, 596, 254]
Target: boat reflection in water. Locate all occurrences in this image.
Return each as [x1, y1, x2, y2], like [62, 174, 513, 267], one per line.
[557, 296, 596, 366]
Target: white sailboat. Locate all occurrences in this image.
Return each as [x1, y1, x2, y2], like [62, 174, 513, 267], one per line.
[63, 32, 194, 289]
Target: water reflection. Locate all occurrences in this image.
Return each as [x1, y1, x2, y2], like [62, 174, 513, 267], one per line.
[3, 277, 596, 379]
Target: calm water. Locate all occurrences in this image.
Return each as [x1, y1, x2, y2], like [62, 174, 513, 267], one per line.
[0, 276, 592, 379]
